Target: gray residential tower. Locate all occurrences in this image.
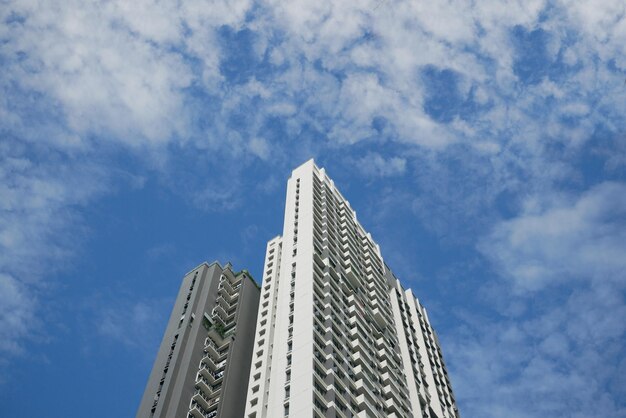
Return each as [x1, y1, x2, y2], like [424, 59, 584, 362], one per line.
[136, 262, 260, 418]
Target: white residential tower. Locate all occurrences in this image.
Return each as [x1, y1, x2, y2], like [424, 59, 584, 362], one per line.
[244, 160, 459, 418]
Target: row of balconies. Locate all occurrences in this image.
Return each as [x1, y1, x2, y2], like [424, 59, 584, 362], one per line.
[189, 274, 240, 418]
[216, 288, 238, 307]
[313, 172, 426, 417]
[212, 304, 236, 326]
[310, 336, 355, 418]
[196, 372, 211, 392]
[217, 278, 240, 296]
[366, 278, 390, 312]
[190, 387, 220, 414]
[341, 270, 392, 334]
[401, 298, 462, 417]
[220, 271, 243, 287]
[312, 317, 409, 417]
[314, 235, 392, 334]
[194, 374, 222, 400]
[199, 363, 225, 382]
[204, 340, 229, 360]
[190, 379, 221, 413]
[218, 294, 238, 312]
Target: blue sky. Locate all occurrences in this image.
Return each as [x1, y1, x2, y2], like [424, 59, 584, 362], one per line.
[1, 0, 625, 417]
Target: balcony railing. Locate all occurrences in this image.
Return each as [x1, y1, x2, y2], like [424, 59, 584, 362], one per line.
[192, 388, 212, 410]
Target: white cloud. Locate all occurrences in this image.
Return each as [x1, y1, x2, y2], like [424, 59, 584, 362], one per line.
[0, 144, 112, 360]
[249, 137, 271, 160]
[2, 0, 624, 158]
[0, 274, 34, 358]
[0, 0, 255, 147]
[447, 281, 626, 418]
[480, 182, 626, 292]
[357, 153, 406, 177]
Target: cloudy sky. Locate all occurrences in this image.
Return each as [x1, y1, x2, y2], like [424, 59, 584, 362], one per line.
[1, 0, 625, 417]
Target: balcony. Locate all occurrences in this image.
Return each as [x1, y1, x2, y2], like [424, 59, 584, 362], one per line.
[352, 352, 377, 379]
[384, 398, 401, 414]
[199, 365, 224, 384]
[213, 359, 227, 371]
[327, 266, 340, 282]
[383, 383, 404, 406]
[349, 339, 366, 356]
[189, 405, 207, 418]
[351, 332, 376, 355]
[313, 355, 329, 379]
[344, 267, 360, 288]
[340, 278, 354, 294]
[192, 389, 212, 410]
[224, 272, 243, 286]
[196, 375, 212, 395]
[313, 367, 328, 391]
[380, 371, 392, 384]
[209, 384, 222, 399]
[206, 396, 220, 411]
[354, 378, 378, 403]
[352, 364, 365, 379]
[218, 278, 238, 294]
[313, 393, 328, 418]
[216, 295, 233, 312]
[354, 393, 377, 417]
[346, 305, 360, 320]
[371, 307, 387, 329]
[199, 364, 213, 381]
[213, 305, 235, 324]
[213, 369, 224, 382]
[200, 358, 215, 374]
[205, 344, 228, 362]
[313, 324, 327, 342]
[205, 335, 228, 350]
[328, 402, 349, 418]
[377, 345, 396, 364]
[313, 251, 326, 271]
[218, 286, 239, 304]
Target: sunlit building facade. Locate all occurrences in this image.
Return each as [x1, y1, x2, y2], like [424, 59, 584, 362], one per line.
[244, 160, 459, 418]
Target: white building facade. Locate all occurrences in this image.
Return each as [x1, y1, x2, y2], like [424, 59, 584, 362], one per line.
[244, 160, 459, 418]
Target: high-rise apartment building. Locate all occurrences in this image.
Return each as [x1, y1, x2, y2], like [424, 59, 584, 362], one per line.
[137, 262, 260, 418]
[243, 160, 459, 418]
[137, 160, 459, 418]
